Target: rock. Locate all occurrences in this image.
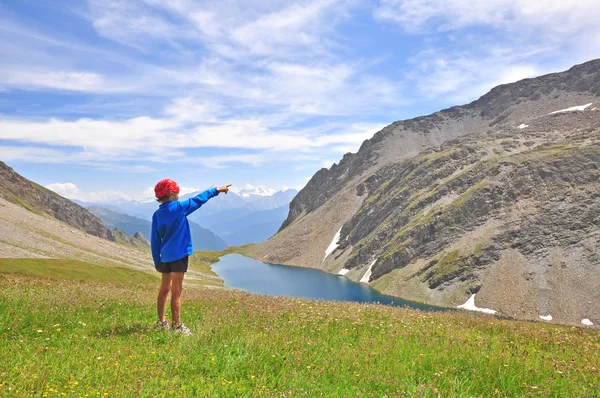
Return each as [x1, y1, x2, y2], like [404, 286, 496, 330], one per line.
[134, 231, 151, 246]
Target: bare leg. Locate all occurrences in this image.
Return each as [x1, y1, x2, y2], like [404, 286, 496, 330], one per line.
[157, 273, 171, 322]
[170, 272, 185, 325]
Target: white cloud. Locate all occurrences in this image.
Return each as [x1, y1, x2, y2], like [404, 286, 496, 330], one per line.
[164, 97, 223, 123]
[182, 153, 269, 169]
[0, 70, 107, 92]
[406, 49, 541, 103]
[45, 182, 138, 202]
[88, 0, 196, 50]
[46, 183, 81, 198]
[45, 183, 200, 202]
[374, 0, 600, 38]
[0, 114, 386, 163]
[0, 146, 70, 163]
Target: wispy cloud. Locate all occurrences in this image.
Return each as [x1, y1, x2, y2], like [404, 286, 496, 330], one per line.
[405, 48, 541, 103]
[46, 182, 154, 202]
[374, 0, 600, 38]
[375, 0, 600, 104]
[0, 70, 107, 92]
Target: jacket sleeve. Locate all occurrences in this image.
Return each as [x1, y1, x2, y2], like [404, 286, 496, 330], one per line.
[151, 215, 162, 268]
[181, 188, 219, 216]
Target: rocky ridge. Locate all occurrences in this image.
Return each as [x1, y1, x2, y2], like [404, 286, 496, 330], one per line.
[0, 162, 114, 241]
[134, 231, 151, 246]
[113, 228, 149, 249]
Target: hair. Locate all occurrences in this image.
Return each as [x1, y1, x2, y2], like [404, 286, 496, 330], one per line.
[157, 192, 179, 204]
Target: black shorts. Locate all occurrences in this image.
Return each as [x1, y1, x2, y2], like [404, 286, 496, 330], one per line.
[157, 256, 189, 273]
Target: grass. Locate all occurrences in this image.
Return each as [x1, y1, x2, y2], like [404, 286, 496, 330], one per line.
[0, 258, 157, 284]
[1, 257, 599, 397]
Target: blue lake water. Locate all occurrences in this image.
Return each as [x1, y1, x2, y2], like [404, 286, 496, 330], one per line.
[212, 254, 444, 311]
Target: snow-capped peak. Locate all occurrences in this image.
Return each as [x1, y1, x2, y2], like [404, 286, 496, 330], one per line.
[230, 184, 277, 197]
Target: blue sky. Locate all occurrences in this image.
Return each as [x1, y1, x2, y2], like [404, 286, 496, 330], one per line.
[1, 0, 599, 202]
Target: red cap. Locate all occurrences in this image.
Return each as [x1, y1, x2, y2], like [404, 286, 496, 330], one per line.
[154, 179, 180, 199]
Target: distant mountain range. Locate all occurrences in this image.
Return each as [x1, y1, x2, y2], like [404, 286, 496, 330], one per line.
[86, 206, 227, 251]
[207, 205, 290, 247]
[81, 187, 298, 247]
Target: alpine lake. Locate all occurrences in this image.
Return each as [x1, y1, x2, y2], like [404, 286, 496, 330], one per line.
[213, 254, 444, 311]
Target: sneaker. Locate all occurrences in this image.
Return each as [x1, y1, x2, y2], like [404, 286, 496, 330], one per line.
[170, 323, 192, 336]
[154, 319, 169, 329]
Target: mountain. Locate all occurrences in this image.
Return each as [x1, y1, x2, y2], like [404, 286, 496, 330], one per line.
[188, 222, 228, 251]
[95, 188, 298, 222]
[134, 232, 151, 246]
[185, 190, 297, 246]
[87, 205, 227, 251]
[185, 188, 297, 218]
[211, 205, 290, 246]
[112, 228, 149, 249]
[0, 162, 114, 241]
[250, 58, 600, 325]
[87, 206, 151, 237]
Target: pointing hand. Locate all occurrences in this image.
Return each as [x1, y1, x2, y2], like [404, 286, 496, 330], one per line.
[218, 184, 232, 194]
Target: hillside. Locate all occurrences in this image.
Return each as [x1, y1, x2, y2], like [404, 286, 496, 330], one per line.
[87, 206, 228, 251]
[0, 196, 222, 286]
[251, 59, 600, 325]
[0, 162, 114, 241]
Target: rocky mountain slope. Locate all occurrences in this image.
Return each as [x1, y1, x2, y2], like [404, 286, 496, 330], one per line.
[250, 59, 600, 325]
[0, 162, 114, 241]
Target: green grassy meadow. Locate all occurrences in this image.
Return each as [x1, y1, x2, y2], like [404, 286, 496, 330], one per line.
[0, 255, 599, 397]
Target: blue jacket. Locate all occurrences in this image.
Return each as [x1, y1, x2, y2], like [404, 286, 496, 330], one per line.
[151, 188, 219, 267]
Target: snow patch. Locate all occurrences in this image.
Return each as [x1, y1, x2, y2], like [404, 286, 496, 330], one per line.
[360, 259, 376, 283]
[592, 107, 598, 111]
[230, 183, 276, 197]
[518, 124, 529, 129]
[324, 228, 342, 260]
[539, 315, 553, 321]
[456, 294, 497, 314]
[549, 103, 592, 114]
[581, 319, 594, 326]
[338, 268, 350, 276]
